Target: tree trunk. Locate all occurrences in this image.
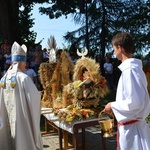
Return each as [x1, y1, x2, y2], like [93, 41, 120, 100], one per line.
[0, 0, 20, 44]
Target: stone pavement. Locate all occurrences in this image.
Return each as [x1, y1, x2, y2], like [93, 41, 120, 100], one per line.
[42, 125, 117, 150]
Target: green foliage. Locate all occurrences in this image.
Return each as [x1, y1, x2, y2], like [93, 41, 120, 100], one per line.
[19, 2, 37, 46]
[39, 0, 150, 57]
[1, 0, 148, 54]
[0, 0, 49, 46]
[39, 1, 78, 19]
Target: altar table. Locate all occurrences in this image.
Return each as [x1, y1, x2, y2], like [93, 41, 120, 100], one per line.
[41, 109, 106, 150]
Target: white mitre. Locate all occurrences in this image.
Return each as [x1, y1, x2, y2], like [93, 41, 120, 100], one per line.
[11, 41, 27, 62]
[0, 41, 27, 88]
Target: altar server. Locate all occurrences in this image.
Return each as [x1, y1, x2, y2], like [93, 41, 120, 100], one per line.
[104, 32, 150, 150]
[0, 42, 43, 150]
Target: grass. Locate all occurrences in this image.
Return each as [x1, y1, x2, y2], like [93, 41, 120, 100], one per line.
[146, 114, 150, 125]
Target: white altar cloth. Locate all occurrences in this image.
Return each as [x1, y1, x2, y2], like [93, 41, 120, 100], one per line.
[43, 113, 74, 133]
[43, 112, 98, 134]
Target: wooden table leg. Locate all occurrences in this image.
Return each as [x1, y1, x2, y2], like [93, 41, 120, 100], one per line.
[63, 130, 68, 148]
[101, 131, 106, 150]
[82, 128, 85, 150]
[59, 128, 63, 150]
[73, 119, 100, 150]
[73, 126, 86, 150]
[73, 128, 78, 150]
[41, 118, 51, 135]
[57, 129, 74, 150]
[41, 118, 58, 135]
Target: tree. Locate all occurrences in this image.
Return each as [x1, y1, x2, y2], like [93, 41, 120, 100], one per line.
[0, 0, 49, 46]
[39, 0, 150, 57]
[0, 0, 19, 44]
[39, 1, 77, 19]
[19, 2, 36, 46]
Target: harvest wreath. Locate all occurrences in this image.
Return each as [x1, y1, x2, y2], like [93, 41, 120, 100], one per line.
[62, 57, 109, 108]
[39, 51, 74, 108]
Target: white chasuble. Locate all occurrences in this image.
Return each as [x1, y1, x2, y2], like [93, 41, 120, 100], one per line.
[0, 70, 43, 150]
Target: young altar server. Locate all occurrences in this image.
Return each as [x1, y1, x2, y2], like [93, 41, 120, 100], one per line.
[0, 42, 43, 150]
[104, 32, 150, 150]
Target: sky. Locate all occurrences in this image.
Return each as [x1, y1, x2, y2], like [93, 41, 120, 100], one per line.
[31, 4, 80, 49]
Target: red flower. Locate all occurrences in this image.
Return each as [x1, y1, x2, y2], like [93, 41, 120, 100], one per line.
[100, 77, 106, 88]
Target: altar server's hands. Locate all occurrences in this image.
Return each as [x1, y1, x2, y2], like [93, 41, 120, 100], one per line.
[103, 102, 113, 115]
